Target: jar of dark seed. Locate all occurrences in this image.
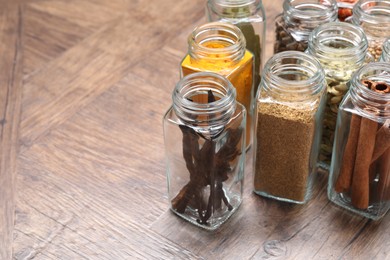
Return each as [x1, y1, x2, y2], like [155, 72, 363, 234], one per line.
[163, 72, 246, 230]
[380, 38, 390, 62]
[328, 62, 390, 220]
[206, 0, 266, 94]
[253, 51, 327, 204]
[307, 22, 371, 169]
[274, 0, 338, 54]
[351, 0, 390, 61]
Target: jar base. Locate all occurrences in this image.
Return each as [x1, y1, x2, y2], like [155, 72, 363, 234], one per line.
[253, 190, 307, 205]
[328, 191, 389, 220]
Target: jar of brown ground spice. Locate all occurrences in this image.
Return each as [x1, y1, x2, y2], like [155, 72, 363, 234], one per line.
[254, 51, 327, 204]
[274, 0, 338, 54]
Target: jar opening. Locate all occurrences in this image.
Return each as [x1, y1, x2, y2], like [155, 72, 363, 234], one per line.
[173, 72, 237, 126]
[189, 22, 246, 61]
[261, 51, 325, 104]
[308, 22, 368, 63]
[208, 0, 261, 18]
[350, 62, 390, 120]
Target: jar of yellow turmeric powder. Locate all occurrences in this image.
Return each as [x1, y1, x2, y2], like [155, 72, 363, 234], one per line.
[181, 22, 254, 148]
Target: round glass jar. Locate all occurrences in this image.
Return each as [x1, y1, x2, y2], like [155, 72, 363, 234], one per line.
[380, 37, 390, 62]
[163, 72, 246, 230]
[351, 0, 390, 60]
[206, 0, 266, 93]
[306, 22, 370, 168]
[181, 22, 254, 148]
[328, 62, 390, 220]
[274, 0, 338, 54]
[253, 51, 327, 204]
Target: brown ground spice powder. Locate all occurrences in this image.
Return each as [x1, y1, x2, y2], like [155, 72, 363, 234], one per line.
[254, 102, 316, 202]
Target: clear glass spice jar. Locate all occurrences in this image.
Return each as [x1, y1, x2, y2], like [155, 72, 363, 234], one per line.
[351, 0, 390, 61]
[253, 51, 327, 204]
[206, 0, 266, 94]
[306, 22, 370, 169]
[181, 22, 254, 148]
[163, 72, 246, 230]
[380, 37, 390, 62]
[274, 0, 338, 54]
[337, 0, 358, 21]
[328, 62, 390, 220]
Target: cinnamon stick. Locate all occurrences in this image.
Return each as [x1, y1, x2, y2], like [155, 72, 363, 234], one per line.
[351, 117, 377, 209]
[371, 121, 390, 162]
[335, 114, 361, 192]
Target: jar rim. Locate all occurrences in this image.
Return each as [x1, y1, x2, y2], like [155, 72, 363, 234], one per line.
[352, 0, 390, 24]
[350, 62, 390, 119]
[208, 0, 262, 17]
[307, 22, 368, 62]
[173, 72, 237, 125]
[261, 51, 326, 102]
[188, 22, 246, 61]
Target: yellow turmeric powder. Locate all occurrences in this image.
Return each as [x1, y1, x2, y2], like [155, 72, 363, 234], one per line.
[181, 40, 254, 147]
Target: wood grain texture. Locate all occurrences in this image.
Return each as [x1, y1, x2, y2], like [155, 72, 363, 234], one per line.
[0, 2, 23, 260]
[0, 0, 385, 259]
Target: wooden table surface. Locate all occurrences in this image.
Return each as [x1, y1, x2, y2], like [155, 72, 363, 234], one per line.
[1, 0, 389, 259]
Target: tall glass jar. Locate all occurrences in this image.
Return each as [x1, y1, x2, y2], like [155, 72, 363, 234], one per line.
[181, 22, 254, 148]
[351, 0, 390, 61]
[253, 51, 327, 204]
[274, 0, 338, 54]
[306, 22, 370, 168]
[380, 37, 390, 62]
[206, 0, 266, 94]
[328, 62, 390, 220]
[163, 72, 246, 230]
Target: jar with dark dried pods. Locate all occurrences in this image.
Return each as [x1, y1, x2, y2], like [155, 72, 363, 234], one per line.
[274, 0, 338, 54]
[351, 0, 390, 61]
[206, 0, 266, 94]
[328, 62, 390, 220]
[253, 51, 327, 204]
[163, 72, 246, 230]
[307, 22, 371, 168]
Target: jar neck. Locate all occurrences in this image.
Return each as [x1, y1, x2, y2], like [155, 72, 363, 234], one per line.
[307, 22, 368, 68]
[207, 0, 262, 18]
[349, 62, 390, 119]
[173, 72, 237, 128]
[351, 0, 390, 39]
[380, 38, 390, 62]
[188, 22, 246, 62]
[283, 0, 338, 41]
[261, 51, 326, 105]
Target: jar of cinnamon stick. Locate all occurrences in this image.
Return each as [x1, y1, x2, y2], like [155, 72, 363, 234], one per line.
[181, 22, 254, 149]
[274, 0, 338, 54]
[328, 62, 390, 220]
[253, 51, 327, 204]
[307, 22, 371, 169]
[163, 72, 246, 230]
[350, 0, 390, 61]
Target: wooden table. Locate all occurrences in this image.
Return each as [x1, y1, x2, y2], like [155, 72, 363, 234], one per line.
[1, 0, 389, 259]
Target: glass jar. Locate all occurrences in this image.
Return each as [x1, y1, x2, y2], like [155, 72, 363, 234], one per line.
[274, 0, 338, 54]
[206, 0, 266, 94]
[380, 37, 390, 62]
[328, 62, 390, 220]
[306, 22, 370, 168]
[181, 22, 254, 148]
[253, 51, 327, 204]
[351, 0, 390, 61]
[337, 0, 358, 21]
[163, 72, 246, 230]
